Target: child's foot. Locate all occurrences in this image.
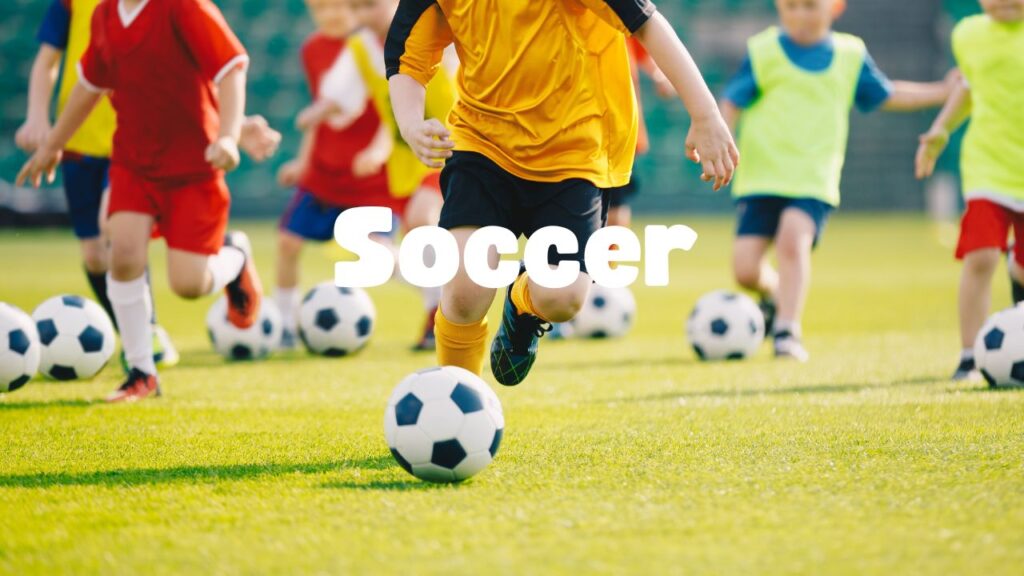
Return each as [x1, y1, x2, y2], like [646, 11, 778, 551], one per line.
[951, 357, 981, 382]
[280, 328, 298, 351]
[224, 231, 263, 329]
[759, 297, 777, 334]
[106, 368, 161, 403]
[490, 270, 551, 386]
[774, 330, 809, 362]
[412, 307, 438, 352]
[153, 324, 179, 368]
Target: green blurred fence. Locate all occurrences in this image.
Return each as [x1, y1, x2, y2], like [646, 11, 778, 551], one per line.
[0, 0, 981, 218]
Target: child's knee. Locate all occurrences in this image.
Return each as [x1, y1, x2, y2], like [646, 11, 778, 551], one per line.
[168, 274, 207, 300]
[108, 241, 146, 280]
[733, 256, 760, 288]
[442, 284, 492, 323]
[532, 280, 589, 323]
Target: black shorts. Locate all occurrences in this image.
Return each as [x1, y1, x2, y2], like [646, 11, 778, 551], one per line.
[439, 151, 609, 272]
[607, 175, 639, 209]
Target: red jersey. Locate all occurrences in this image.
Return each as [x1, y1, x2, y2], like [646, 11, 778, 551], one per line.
[298, 33, 395, 209]
[79, 0, 248, 182]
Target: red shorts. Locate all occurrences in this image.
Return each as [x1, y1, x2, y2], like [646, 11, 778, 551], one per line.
[957, 199, 1024, 266]
[108, 165, 230, 255]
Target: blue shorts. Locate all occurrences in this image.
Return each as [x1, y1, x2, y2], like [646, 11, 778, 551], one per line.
[280, 189, 399, 242]
[735, 195, 834, 247]
[61, 155, 110, 239]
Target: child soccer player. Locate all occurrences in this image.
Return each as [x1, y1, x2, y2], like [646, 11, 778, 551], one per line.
[721, 0, 955, 362]
[15, 0, 178, 369]
[915, 0, 1024, 381]
[274, 0, 404, 349]
[301, 0, 457, 351]
[387, 0, 738, 385]
[17, 0, 263, 403]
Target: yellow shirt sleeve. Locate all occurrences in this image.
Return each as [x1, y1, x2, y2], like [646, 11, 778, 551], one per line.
[385, 1, 455, 87]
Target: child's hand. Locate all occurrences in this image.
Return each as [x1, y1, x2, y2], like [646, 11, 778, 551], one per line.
[685, 114, 739, 192]
[15, 117, 52, 152]
[915, 128, 949, 180]
[352, 148, 387, 178]
[943, 68, 963, 90]
[239, 115, 281, 163]
[205, 136, 241, 172]
[277, 159, 305, 188]
[401, 119, 454, 169]
[297, 100, 341, 131]
[15, 144, 62, 188]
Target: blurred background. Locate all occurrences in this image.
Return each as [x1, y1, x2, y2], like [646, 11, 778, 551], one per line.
[0, 0, 983, 226]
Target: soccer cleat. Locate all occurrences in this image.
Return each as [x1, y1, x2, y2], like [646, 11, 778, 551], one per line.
[279, 328, 298, 351]
[759, 296, 777, 334]
[490, 270, 552, 386]
[773, 330, 809, 362]
[951, 357, 982, 382]
[105, 368, 161, 403]
[224, 231, 263, 329]
[153, 324, 179, 368]
[412, 306, 438, 352]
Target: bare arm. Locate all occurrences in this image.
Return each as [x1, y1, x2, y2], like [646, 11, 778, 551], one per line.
[16, 45, 64, 152]
[719, 100, 741, 135]
[389, 74, 454, 169]
[882, 80, 954, 112]
[16, 82, 102, 187]
[634, 12, 738, 191]
[206, 66, 246, 171]
[915, 81, 972, 180]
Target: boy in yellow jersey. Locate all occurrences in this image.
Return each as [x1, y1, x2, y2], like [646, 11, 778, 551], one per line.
[15, 0, 180, 369]
[387, 0, 739, 386]
[916, 0, 1024, 382]
[720, 0, 955, 362]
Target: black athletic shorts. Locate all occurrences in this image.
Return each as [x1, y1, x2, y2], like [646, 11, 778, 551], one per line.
[439, 151, 609, 272]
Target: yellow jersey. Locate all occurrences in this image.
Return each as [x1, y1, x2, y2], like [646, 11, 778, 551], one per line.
[385, 0, 655, 189]
[39, 0, 116, 157]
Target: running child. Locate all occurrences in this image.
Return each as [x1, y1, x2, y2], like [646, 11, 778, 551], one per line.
[274, 0, 405, 349]
[387, 0, 738, 385]
[915, 0, 1024, 381]
[721, 0, 956, 361]
[17, 0, 264, 403]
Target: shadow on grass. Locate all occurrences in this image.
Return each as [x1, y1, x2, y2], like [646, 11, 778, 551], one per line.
[321, 478, 454, 492]
[0, 456, 395, 489]
[611, 375, 946, 403]
[0, 398, 105, 411]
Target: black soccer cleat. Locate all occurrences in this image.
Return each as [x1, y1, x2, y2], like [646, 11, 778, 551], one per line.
[773, 330, 809, 362]
[490, 268, 551, 386]
[951, 357, 981, 382]
[759, 296, 777, 334]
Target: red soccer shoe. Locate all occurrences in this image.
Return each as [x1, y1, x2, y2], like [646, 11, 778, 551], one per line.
[223, 231, 263, 329]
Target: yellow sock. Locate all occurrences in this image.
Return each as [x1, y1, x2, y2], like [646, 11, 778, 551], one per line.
[510, 273, 549, 321]
[434, 307, 489, 375]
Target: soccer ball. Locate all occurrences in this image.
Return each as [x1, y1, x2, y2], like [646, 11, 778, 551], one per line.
[974, 306, 1024, 388]
[686, 290, 765, 361]
[32, 295, 116, 380]
[206, 296, 282, 361]
[384, 366, 504, 483]
[568, 284, 637, 339]
[0, 303, 41, 393]
[299, 282, 376, 357]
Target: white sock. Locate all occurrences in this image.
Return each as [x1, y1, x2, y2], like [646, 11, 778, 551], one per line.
[961, 348, 975, 362]
[275, 287, 300, 332]
[205, 246, 246, 295]
[107, 273, 156, 375]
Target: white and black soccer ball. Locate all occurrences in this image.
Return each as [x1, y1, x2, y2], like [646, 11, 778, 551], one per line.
[568, 284, 637, 339]
[384, 366, 504, 483]
[299, 282, 376, 357]
[0, 303, 41, 393]
[32, 295, 116, 380]
[686, 290, 765, 361]
[974, 306, 1024, 388]
[206, 296, 282, 361]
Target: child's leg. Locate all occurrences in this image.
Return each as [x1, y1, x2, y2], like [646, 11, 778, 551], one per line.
[106, 212, 156, 375]
[960, 249, 1000, 350]
[733, 236, 776, 297]
[166, 247, 244, 300]
[404, 186, 444, 347]
[275, 230, 305, 333]
[774, 208, 817, 335]
[435, 227, 496, 374]
[516, 273, 592, 323]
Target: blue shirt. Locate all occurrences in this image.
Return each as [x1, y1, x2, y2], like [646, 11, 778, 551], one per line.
[723, 32, 894, 113]
[36, 0, 70, 50]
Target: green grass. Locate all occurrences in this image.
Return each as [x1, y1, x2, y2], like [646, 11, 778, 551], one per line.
[0, 216, 1021, 575]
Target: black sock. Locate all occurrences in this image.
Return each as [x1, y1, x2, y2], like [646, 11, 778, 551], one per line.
[145, 266, 158, 324]
[86, 270, 118, 331]
[1012, 277, 1024, 305]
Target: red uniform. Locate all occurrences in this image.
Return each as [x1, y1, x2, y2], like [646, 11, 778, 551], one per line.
[298, 33, 398, 211]
[79, 0, 248, 255]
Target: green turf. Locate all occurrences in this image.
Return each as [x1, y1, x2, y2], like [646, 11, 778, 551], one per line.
[0, 216, 1021, 575]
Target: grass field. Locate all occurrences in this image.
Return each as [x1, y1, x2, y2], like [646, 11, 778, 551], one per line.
[0, 216, 1022, 575]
